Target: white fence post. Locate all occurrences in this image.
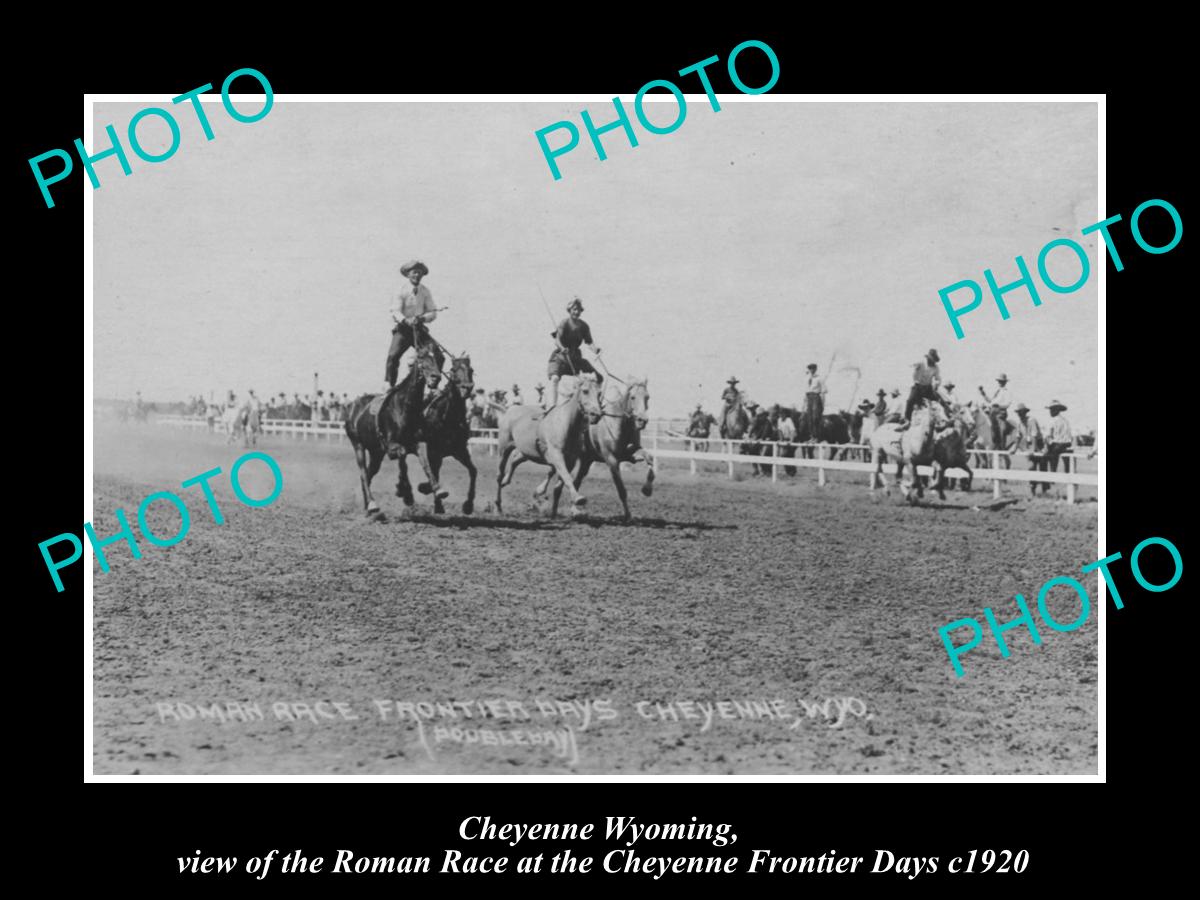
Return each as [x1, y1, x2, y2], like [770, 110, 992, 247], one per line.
[1067, 455, 1077, 504]
[688, 439, 697, 476]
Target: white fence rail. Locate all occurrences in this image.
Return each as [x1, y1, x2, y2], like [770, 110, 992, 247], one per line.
[641, 434, 1096, 503]
[154, 416, 1097, 502]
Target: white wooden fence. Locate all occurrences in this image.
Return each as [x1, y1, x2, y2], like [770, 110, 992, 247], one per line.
[154, 416, 1097, 502]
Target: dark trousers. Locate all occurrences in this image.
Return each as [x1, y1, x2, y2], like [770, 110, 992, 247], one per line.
[1041, 442, 1071, 492]
[385, 322, 444, 386]
[805, 394, 824, 441]
[905, 383, 936, 420]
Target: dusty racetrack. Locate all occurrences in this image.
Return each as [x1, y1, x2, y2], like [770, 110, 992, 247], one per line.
[92, 422, 1098, 775]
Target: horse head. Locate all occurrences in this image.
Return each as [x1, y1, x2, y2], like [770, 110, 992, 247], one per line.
[625, 377, 650, 430]
[574, 373, 604, 424]
[414, 343, 442, 388]
[448, 352, 474, 398]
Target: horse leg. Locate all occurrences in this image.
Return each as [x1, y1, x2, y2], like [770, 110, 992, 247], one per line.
[413, 442, 446, 507]
[545, 445, 585, 512]
[453, 446, 477, 514]
[933, 461, 946, 501]
[607, 457, 631, 521]
[635, 448, 655, 497]
[495, 444, 516, 512]
[533, 468, 554, 498]
[429, 453, 446, 514]
[354, 441, 379, 516]
[395, 453, 414, 506]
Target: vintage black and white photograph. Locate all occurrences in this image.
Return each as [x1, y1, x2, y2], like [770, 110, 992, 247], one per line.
[89, 97, 1099, 775]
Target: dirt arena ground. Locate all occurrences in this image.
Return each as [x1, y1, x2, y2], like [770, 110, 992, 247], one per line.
[91, 421, 1098, 775]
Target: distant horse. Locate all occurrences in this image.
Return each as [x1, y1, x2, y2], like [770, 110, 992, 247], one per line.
[495, 375, 604, 516]
[869, 403, 941, 502]
[343, 348, 441, 517]
[244, 404, 262, 447]
[970, 407, 1015, 470]
[796, 412, 852, 460]
[687, 411, 716, 452]
[742, 412, 777, 476]
[221, 403, 246, 444]
[545, 377, 655, 521]
[719, 398, 749, 440]
[413, 352, 478, 515]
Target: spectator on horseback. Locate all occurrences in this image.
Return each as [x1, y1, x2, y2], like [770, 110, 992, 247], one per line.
[804, 363, 826, 442]
[721, 377, 743, 407]
[942, 380, 961, 411]
[547, 296, 602, 408]
[978, 373, 1013, 449]
[904, 348, 945, 422]
[384, 260, 444, 393]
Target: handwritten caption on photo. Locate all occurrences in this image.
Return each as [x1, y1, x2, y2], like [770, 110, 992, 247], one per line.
[154, 696, 871, 766]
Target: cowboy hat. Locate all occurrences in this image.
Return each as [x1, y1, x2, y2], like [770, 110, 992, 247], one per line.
[927, 348, 940, 362]
[1015, 402, 1030, 413]
[806, 363, 818, 371]
[997, 373, 1009, 383]
[877, 389, 886, 396]
[945, 381, 956, 389]
[727, 376, 740, 385]
[567, 296, 584, 311]
[400, 260, 429, 277]
[1046, 400, 1067, 412]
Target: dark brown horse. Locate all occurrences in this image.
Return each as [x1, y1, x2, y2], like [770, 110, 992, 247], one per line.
[344, 347, 442, 518]
[413, 353, 478, 514]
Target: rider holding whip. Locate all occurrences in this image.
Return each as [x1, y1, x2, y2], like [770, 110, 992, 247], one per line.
[546, 296, 603, 408]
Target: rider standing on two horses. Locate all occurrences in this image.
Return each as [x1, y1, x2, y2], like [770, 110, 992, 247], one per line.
[383, 259, 444, 394]
[804, 363, 826, 442]
[904, 348, 948, 423]
[547, 297, 602, 408]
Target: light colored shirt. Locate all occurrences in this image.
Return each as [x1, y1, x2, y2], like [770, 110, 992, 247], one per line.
[1046, 415, 1072, 445]
[806, 374, 826, 396]
[777, 417, 797, 441]
[389, 283, 437, 326]
[987, 386, 1012, 408]
[1013, 416, 1042, 452]
[913, 360, 940, 387]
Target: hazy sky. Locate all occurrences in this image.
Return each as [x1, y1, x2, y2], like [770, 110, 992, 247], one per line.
[93, 99, 1098, 428]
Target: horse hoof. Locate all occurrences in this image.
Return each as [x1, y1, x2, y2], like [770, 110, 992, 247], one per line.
[640, 485, 652, 497]
[573, 496, 587, 507]
[462, 500, 474, 515]
[417, 482, 432, 494]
